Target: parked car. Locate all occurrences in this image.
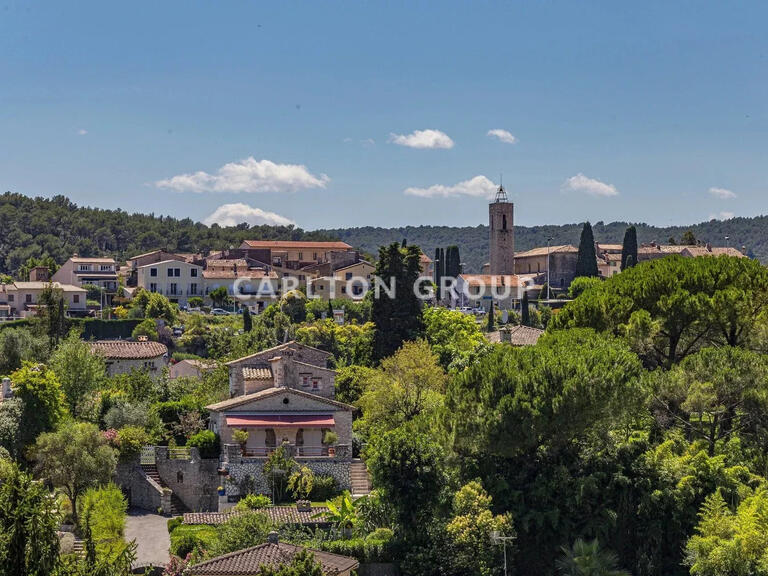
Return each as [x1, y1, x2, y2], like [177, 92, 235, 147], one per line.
[211, 308, 230, 316]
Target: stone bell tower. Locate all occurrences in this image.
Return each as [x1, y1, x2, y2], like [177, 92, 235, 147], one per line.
[489, 183, 515, 275]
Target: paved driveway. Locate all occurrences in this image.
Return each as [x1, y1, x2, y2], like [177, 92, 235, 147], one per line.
[125, 508, 171, 570]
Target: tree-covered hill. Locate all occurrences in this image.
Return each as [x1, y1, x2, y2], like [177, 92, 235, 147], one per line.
[1, 191, 766, 275]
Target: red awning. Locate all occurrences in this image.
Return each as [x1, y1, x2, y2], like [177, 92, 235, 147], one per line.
[226, 414, 335, 428]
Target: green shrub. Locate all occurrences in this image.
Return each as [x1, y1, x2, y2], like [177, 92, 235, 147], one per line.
[236, 493, 271, 510]
[212, 511, 274, 556]
[366, 527, 394, 543]
[116, 426, 149, 461]
[319, 537, 395, 563]
[169, 524, 217, 558]
[132, 318, 158, 341]
[187, 430, 220, 459]
[309, 475, 339, 502]
[78, 483, 128, 558]
[167, 516, 183, 534]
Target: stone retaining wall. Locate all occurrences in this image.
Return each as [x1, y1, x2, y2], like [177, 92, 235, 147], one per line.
[224, 459, 351, 497]
[155, 447, 220, 512]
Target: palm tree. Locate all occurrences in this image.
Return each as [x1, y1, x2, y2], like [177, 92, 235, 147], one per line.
[556, 538, 630, 576]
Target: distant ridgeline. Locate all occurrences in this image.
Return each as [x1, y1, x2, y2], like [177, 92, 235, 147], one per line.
[1, 191, 765, 275]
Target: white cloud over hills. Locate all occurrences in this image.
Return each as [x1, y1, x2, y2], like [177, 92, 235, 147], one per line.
[203, 203, 295, 227]
[708, 187, 737, 199]
[404, 175, 497, 199]
[562, 173, 619, 197]
[389, 129, 454, 149]
[155, 157, 329, 194]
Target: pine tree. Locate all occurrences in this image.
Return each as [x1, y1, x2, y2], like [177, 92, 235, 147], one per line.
[487, 299, 495, 331]
[521, 290, 530, 326]
[242, 306, 253, 332]
[621, 226, 638, 271]
[576, 222, 599, 278]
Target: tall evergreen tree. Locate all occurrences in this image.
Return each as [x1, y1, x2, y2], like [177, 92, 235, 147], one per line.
[372, 242, 425, 362]
[521, 290, 530, 326]
[327, 299, 334, 319]
[487, 300, 495, 331]
[242, 306, 253, 332]
[621, 226, 638, 271]
[434, 247, 442, 299]
[576, 222, 599, 278]
[445, 245, 461, 278]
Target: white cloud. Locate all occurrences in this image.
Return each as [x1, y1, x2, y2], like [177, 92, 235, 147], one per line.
[562, 173, 619, 197]
[487, 129, 517, 144]
[388, 129, 454, 149]
[155, 157, 330, 194]
[709, 187, 737, 200]
[709, 211, 735, 221]
[78, 129, 88, 136]
[361, 138, 376, 146]
[404, 175, 497, 199]
[203, 203, 296, 227]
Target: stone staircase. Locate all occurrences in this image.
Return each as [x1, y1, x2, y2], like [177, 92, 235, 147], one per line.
[350, 459, 372, 495]
[140, 464, 188, 515]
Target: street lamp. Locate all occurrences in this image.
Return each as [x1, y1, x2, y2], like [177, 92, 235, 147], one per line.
[491, 530, 516, 576]
[546, 237, 554, 301]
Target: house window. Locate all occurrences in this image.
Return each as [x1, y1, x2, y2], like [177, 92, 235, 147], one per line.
[8, 295, 13, 302]
[300, 373, 311, 387]
[312, 378, 321, 390]
[313, 252, 318, 260]
[150, 268, 158, 277]
[73, 295, 80, 304]
[345, 272, 353, 280]
[341, 286, 347, 294]
[191, 268, 198, 277]
[176, 471, 184, 484]
[25, 294, 32, 303]
[170, 283, 178, 295]
[298, 252, 303, 260]
[150, 283, 158, 293]
[190, 283, 198, 295]
[78, 265, 90, 271]
[100, 265, 112, 271]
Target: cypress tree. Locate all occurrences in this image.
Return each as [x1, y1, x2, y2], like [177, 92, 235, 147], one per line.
[621, 226, 638, 271]
[521, 290, 530, 326]
[445, 245, 461, 278]
[327, 299, 334, 320]
[576, 222, 599, 278]
[242, 306, 253, 332]
[487, 299, 495, 331]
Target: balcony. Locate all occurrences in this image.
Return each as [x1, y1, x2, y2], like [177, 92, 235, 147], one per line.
[221, 443, 351, 463]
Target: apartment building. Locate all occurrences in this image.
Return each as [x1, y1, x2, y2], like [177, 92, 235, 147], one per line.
[52, 255, 119, 294]
[239, 240, 357, 283]
[307, 261, 375, 301]
[136, 259, 203, 306]
[0, 281, 86, 319]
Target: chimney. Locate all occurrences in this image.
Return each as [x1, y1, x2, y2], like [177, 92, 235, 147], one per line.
[267, 531, 279, 544]
[137, 335, 149, 342]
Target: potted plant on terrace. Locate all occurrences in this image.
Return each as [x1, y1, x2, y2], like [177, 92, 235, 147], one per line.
[232, 429, 249, 455]
[324, 431, 338, 457]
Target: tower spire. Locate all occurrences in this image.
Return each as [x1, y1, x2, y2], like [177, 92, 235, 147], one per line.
[493, 176, 508, 203]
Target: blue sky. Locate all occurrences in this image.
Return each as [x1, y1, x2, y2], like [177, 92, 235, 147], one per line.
[1, 1, 766, 229]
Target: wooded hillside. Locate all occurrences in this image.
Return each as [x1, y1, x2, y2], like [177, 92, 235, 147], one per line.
[1, 191, 765, 275]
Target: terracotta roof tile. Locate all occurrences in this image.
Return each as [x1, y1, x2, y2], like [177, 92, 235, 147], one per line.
[459, 274, 521, 287]
[241, 240, 353, 251]
[514, 245, 578, 258]
[187, 541, 358, 576]
[243, 367, 273, 380]
[89, 340, 168, 360]
[184, 506, 330, 526]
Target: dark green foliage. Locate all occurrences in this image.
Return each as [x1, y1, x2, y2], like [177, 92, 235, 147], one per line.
[576, 222, 599, 278]
[521, 290, 530, 326]
[621, 226, 638, 271]
[10, 362, 65, 453]
[487, 300, 495, 331]
[368, 426, 445, 538]
[187, 430, 220, 459]
[0, 463, 61, 576]
[444, 245, 461, 278]
[371, 242, 425, 362]
[242, 307, 253, 332]
[80, 319, 143, 340]
[212, 511, 275, 556]
[308, 474, 339, 501]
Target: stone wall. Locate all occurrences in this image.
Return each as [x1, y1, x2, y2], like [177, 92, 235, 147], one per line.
[115, 461, 165, 512]
[224, 458, 351, 497]
[154, 447, 220, 512]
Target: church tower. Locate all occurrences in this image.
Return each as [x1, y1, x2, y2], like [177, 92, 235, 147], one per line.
[489, 183, 515, 275]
